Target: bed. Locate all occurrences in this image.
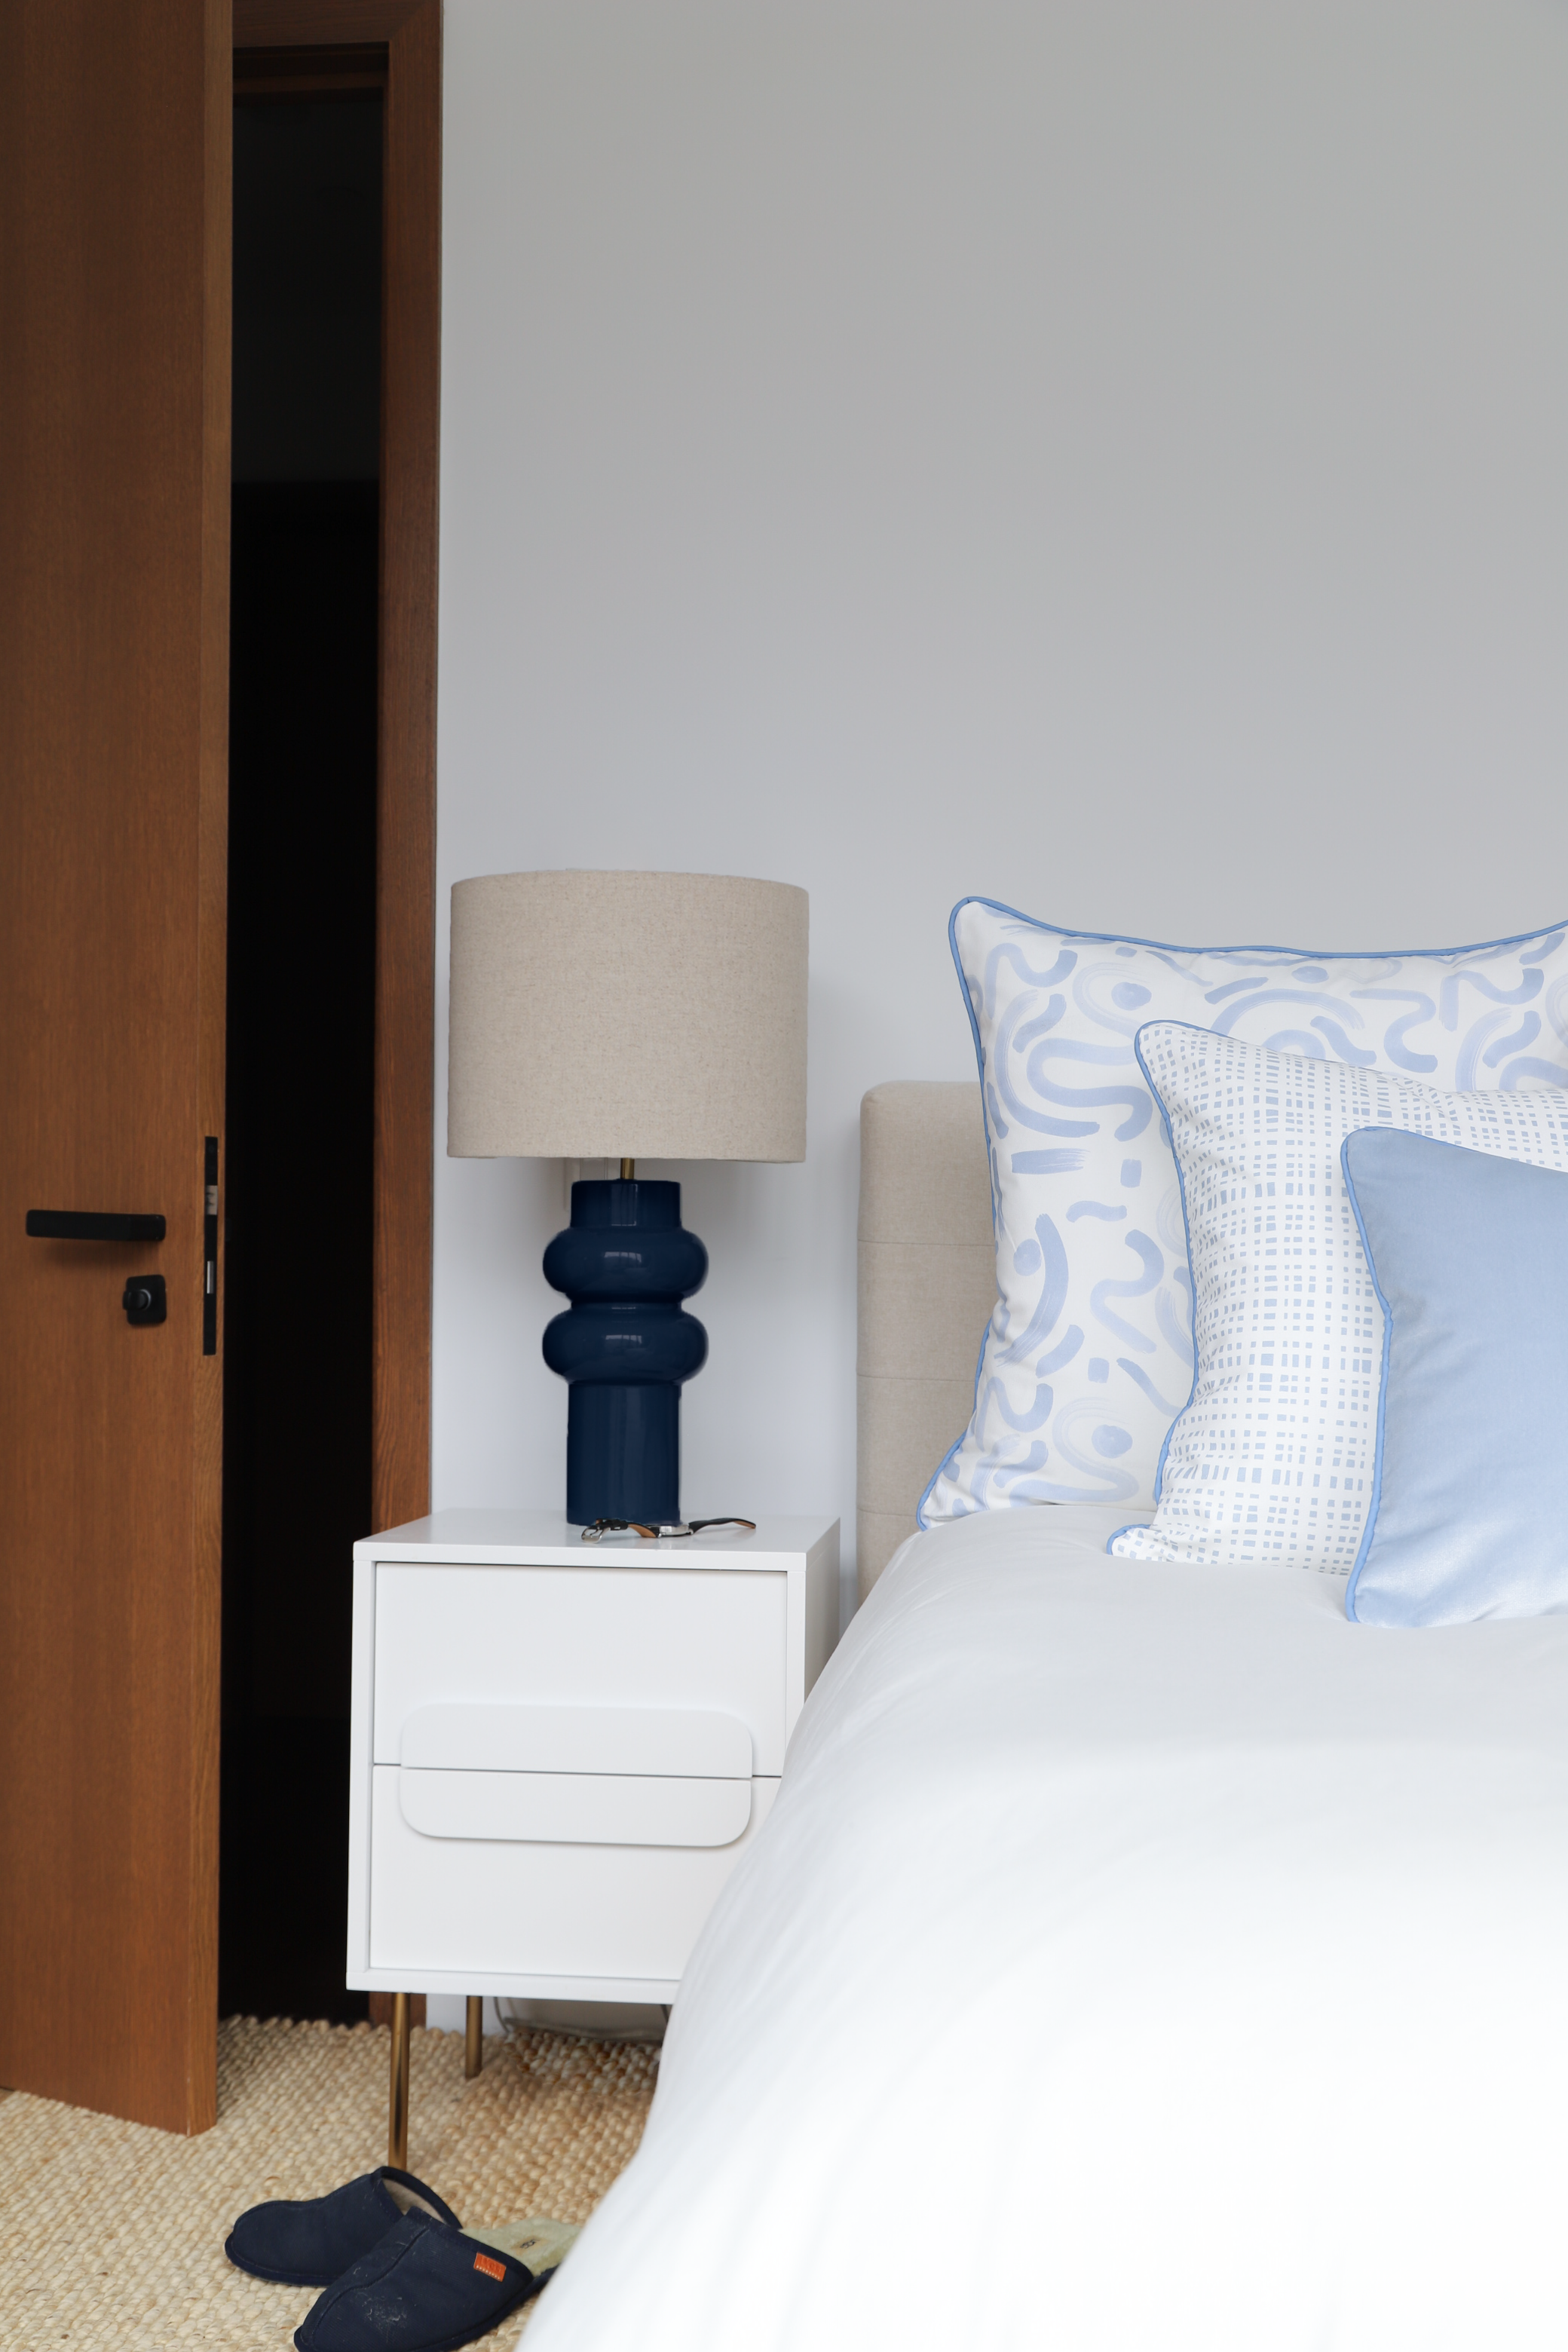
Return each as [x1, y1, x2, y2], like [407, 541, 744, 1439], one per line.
[526, 1079, 1568, 2351]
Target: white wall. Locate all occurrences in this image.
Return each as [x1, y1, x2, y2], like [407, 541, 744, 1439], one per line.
[434, 0, 1568, 1587]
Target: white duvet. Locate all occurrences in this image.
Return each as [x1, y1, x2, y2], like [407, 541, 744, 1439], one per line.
[527, 1505, 1568, 2350]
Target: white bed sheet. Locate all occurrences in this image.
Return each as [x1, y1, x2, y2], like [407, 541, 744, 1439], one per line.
[526, 1505, 1568, 2350]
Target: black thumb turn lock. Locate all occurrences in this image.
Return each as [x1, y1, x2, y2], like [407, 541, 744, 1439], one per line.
[123, 1275, 167, 1327]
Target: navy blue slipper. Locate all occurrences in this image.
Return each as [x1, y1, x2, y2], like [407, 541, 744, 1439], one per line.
[293, 2213, 574, 2352]
[226, 2167, 463, 2288]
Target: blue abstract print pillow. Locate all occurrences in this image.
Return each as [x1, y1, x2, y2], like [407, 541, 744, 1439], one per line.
[919, 900, 1568, 1528]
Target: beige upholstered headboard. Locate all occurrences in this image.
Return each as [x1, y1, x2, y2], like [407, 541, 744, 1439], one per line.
[856, 1082, 996, 1600]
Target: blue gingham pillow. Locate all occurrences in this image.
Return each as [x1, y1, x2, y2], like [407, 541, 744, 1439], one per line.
[1108, 1024, 1568, 1572]
[920, 899, 1568, 1527]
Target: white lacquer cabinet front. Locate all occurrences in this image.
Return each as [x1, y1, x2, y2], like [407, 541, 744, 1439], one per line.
[347, 1511, 839, 2008]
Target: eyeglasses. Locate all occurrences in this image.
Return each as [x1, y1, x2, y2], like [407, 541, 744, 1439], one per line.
[580, 1516, 758, 1544]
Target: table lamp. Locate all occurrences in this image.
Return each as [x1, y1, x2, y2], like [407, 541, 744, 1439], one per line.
[448, 870, 808, 1526]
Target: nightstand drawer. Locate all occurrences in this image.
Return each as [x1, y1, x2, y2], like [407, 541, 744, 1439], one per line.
[369, 1766, 779, 1980]
[374, 1563, 789, 1772]
[399, 1767, 753, 1847]
[397, 1701, 755, 1847]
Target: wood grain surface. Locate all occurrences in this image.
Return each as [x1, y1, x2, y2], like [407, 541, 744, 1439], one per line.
[0, 0, 232, 2134]
[372, 0, 439, 1539]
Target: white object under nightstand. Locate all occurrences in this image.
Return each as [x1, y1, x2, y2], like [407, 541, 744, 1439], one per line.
[348, 1510, 839, 2156]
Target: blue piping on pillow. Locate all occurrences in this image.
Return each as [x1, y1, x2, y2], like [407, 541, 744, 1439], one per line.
[947, 896, 1568, 972]
[918, 904, 1008, 1532]
[1132, 1025, 1202, 1504]
[1339, 1132, 1400, 1623]
[1101, 1022, 1206, 1556]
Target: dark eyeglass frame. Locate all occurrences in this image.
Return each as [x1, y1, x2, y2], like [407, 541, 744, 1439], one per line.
[580, 1516, 758, 1544]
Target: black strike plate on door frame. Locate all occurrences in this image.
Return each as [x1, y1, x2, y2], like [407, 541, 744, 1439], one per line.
[203, 1135, 218, 1355]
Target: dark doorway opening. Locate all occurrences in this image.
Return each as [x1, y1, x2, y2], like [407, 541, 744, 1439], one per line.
[221, 89, 382, 2026]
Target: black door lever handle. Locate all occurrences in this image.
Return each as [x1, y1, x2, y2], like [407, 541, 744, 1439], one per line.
[26, 1210, 167, 1242]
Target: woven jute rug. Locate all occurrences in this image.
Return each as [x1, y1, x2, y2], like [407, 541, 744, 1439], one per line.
[0, 2019, 657, 2350]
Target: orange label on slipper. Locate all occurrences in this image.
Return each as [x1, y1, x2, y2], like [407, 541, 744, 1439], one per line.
[473, 2252, 507, 2281]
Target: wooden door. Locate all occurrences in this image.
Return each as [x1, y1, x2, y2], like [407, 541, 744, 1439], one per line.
[0, 0, 231, 2133]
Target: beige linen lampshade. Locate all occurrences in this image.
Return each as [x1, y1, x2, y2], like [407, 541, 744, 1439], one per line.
[447, 870, 808, 1162]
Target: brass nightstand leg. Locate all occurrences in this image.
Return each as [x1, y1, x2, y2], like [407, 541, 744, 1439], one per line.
[388, 1992, 411, 2167]
[464, 1995, 483, 2080]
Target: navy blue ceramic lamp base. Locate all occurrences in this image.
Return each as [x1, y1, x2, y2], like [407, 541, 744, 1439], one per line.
[542, 1180, 709, 1525]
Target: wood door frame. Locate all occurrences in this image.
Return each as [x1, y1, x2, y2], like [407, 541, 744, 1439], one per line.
[234, 0, 439, 1537]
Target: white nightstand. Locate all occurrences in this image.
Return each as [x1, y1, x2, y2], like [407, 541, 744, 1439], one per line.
[348, 1510, 840, 2157]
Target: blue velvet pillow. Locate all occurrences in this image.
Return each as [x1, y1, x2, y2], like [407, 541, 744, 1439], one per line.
[1342, 1126, 1568, 1627]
